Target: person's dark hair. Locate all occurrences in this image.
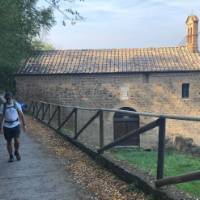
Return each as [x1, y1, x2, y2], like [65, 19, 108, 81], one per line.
[4, 91, 13, 99]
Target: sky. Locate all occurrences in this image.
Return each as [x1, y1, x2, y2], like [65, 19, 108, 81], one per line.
[39, 0, 200, 49]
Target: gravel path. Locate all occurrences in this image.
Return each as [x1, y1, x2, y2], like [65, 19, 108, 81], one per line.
[0, 121, 95, 200]
[25, 116, 151, 200]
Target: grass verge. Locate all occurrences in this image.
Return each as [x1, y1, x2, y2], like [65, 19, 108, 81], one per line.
[111, 148, 200, 198]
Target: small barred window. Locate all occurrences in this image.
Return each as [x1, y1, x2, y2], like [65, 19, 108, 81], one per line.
[182, 83, 190, 98]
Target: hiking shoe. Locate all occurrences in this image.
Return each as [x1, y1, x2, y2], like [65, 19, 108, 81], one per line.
[8, 155, 14, 162]
[14, 151, 21, 161]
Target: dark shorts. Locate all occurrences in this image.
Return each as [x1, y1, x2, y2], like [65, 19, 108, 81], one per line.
[3, 125, 21, 142]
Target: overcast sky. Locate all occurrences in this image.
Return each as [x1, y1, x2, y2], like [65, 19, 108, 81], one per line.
[40, 0, 200, 49]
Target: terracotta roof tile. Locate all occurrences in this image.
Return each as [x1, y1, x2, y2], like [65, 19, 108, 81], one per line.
[17, 46, 200, 75]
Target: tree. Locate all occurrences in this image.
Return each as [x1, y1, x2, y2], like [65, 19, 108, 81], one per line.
[0, 0, 55, 92]
[0, 0, 83, 92]
[32, 39, 55, 50]
[44, 0, 84, 25]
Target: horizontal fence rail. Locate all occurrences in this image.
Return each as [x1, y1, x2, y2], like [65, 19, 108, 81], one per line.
[36, 100, 200, 121]
[27, 100, 200, 189]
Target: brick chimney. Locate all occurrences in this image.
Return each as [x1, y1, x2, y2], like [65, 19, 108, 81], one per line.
[186, 15, 199, 53]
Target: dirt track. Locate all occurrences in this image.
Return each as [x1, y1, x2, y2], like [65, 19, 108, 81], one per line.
[26, 115, 151, 200]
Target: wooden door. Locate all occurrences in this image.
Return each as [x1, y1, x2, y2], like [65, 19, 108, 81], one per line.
[114, 108, 139, 146]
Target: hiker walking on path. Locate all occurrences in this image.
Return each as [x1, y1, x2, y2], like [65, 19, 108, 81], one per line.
[0, 92, 26, 162]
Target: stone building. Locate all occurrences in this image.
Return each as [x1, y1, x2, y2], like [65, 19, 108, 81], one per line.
[16, 15, 200, 148]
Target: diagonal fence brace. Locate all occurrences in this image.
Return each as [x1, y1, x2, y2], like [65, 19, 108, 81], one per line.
[34, 102, 40, 117]
[57, 108, 76, 130]
[48, 106, 59, 125]
[36, 103, 43, 119]
[97, 119, 159, 154]
[155, 171, 200, 187]
[42, 104, 50, 121]
[74, 110, 101, 140]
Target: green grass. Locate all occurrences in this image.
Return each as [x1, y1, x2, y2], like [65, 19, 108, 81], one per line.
[60, 127, 74, 135]
[111, 148, 200, 198]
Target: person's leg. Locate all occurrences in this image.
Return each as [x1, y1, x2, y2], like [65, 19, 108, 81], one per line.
[7, 141, 13, 156]
[4, 127, 14, 162]
[14, 125, 21, 161]
[14, 138, 20, 152]
[14, 138, 21, 160]
[7, 141, 14, 162]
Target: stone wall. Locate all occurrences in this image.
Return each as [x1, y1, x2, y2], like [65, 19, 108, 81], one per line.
[16, 72, 200, 147]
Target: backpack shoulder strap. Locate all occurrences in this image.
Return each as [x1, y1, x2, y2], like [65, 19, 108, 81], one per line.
[3, 101, 20, 117]
[13, 100, 17, 108]
[3, 103, 6, 117]
[13, 100, 20, 112]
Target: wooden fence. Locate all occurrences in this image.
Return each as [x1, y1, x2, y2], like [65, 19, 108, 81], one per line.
[28, 100, 200, 187]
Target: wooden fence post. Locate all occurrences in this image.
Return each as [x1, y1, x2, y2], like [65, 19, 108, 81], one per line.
[34, 102, 38, 117]
[49, 104, 51, 122]
[36, 102, 43, 119]
[157, 117, 166, 180]
[32, 102, 35, 115]
[99, 110, 104, 149]
[27, 101, 33, 113]
[41, 103, 45, 120]
[58, 106, 61, 128]
[41, 103, 44, 120]
[74, 108, 78, 137]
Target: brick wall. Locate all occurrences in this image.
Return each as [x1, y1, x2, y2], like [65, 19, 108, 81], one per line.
[16, 72, 200, 147]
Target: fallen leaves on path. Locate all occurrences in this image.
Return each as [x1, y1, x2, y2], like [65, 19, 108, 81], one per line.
[26, 116, 149, 200]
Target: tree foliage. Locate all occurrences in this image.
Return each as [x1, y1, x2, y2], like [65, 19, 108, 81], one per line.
[0, 0, 55, 92]
[32, 39, 55, 50]
[45, 0, 84, 25]
[0, 0, 83, 92]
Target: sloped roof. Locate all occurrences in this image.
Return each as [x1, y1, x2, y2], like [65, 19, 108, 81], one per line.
[17, 46, 200, 75]
[186, 15, 199, 23]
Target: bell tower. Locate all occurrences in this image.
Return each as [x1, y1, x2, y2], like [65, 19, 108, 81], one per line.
[186, 15, 199, 53]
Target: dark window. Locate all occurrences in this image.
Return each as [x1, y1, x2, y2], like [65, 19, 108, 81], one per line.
[182, 83, 190, 98]
[143, 73, 149, 83]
